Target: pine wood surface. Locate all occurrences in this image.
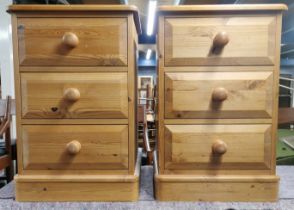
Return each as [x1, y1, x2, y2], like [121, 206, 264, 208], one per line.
[164, 15, 276, 66]
[21, 72, 128, 119]
[17, 18, 128, 66]
[10, 5, 140, 201]
[164, 71, 274, 119]
[156, 4, 286, 201]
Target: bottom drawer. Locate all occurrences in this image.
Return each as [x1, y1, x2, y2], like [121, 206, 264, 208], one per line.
[22, 125, 128, 170]
[164, 124, 272, 170]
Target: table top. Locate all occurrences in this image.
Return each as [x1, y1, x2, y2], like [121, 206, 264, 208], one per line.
[158, 4, 288, 13]
[7, 4, 141, 34]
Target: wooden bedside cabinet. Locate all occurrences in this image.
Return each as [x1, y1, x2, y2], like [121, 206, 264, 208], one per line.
[155, 4, 287, 201]
[8, 5, 141, 201]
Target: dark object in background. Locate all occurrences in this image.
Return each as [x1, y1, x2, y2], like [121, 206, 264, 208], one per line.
[0, 96, 16, 184]
[279, 74, 292, 129]
[279, 74, 292, 108]
[14, 0, 82, 4]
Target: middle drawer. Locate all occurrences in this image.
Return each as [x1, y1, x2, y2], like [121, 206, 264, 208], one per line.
[165, 71, 273, 119]
[21, 72, 128, 119]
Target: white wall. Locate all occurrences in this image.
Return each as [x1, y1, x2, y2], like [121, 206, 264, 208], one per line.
[0, 0, 16, 138]
[0, 0, 14, 99]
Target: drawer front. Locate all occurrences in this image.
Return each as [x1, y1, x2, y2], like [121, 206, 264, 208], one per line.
[22, 125, 128, 170]
[165, 71, 273, 119]
[165, 124, 272, 170]
[165, 16, 276, 66]
[18, 18, 127, 66]
[21, 72, 128, 119]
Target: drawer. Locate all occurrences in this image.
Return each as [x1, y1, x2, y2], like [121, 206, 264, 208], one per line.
[165, 71, 273, 119]
[22, 125, 128, 170]
[164, 16, 276, 66]
[164, 124, 272, 170]
[21, 72, 128, 119]
[17, 18, 127, 66]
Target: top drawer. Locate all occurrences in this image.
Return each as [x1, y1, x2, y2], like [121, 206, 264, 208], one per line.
[164, 16, 276, 66]
[17, 18, 128, 66]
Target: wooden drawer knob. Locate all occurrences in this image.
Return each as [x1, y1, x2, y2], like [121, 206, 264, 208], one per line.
[212, 87, 228, 101]
[213, 31, 229, 48]
[64, 88, 80, 102]
[62, 32, 79, 48]
[66, 140, 81, 155]
[212, 140, 227, 155]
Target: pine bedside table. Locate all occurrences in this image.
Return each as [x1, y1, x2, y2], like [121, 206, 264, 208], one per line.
[8, 5, 141, 202]
[155, 4, 287, 201]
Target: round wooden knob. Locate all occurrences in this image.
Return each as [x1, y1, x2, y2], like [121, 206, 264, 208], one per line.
[212, 87, 228, 101]
[213, 31, 229, 48]
[212, 140, 227, 155]
[66, 140, 81, 155]
[62, 32, 79, 48]
[63, 88, 80, 102]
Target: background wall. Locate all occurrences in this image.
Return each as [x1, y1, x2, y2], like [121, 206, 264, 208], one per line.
[0, 0, 14, 99]
[0, 0, 15, 137]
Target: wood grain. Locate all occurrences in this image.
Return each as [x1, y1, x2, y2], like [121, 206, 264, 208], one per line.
[8, 4, 141, 34]
[156, 5, 286, 201]
[19, 66, 128, 72]
[158, 4, 287, 12]
[22, 125, 129, 170]
[127, 15, 137, 174]
[165, 15, 276, 66]
[20, 119, 129, 125]
[165, 71, 273, 119]
[11, 5, 140, 201]
[157, 16, 165, 174]
[16, 177, 138, 202]
[164, 118, 272, 124]
[164, 124, 272, 171]
[271, 13, 283, 175]
[155, 174, 279, 201]
[15, 148, 142, 201]
[164, 66, 274, 72]
[18, 18, 128, 66]
[21, 72, 128, 119]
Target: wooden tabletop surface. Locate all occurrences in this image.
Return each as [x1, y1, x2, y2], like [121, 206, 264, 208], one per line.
[158, 4, 288, 12]
[7, 4, 141, 34]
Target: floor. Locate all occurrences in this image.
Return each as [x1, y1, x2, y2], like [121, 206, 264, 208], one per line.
[0, 166, 293, 210]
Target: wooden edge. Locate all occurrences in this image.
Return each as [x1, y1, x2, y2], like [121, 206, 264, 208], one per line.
[154, 174, 279, 201]
[158, 4, 288, 13]
[153, 151, 279, 184]
[15, 174, 138, 183]
[8, 4, 138, 13]
[15, 148, 142, 183]
[20, 119, 129, 125]
[19, 66, 129, 72]
[7, 4, 142, 34]
[155, 174, 280, 183]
